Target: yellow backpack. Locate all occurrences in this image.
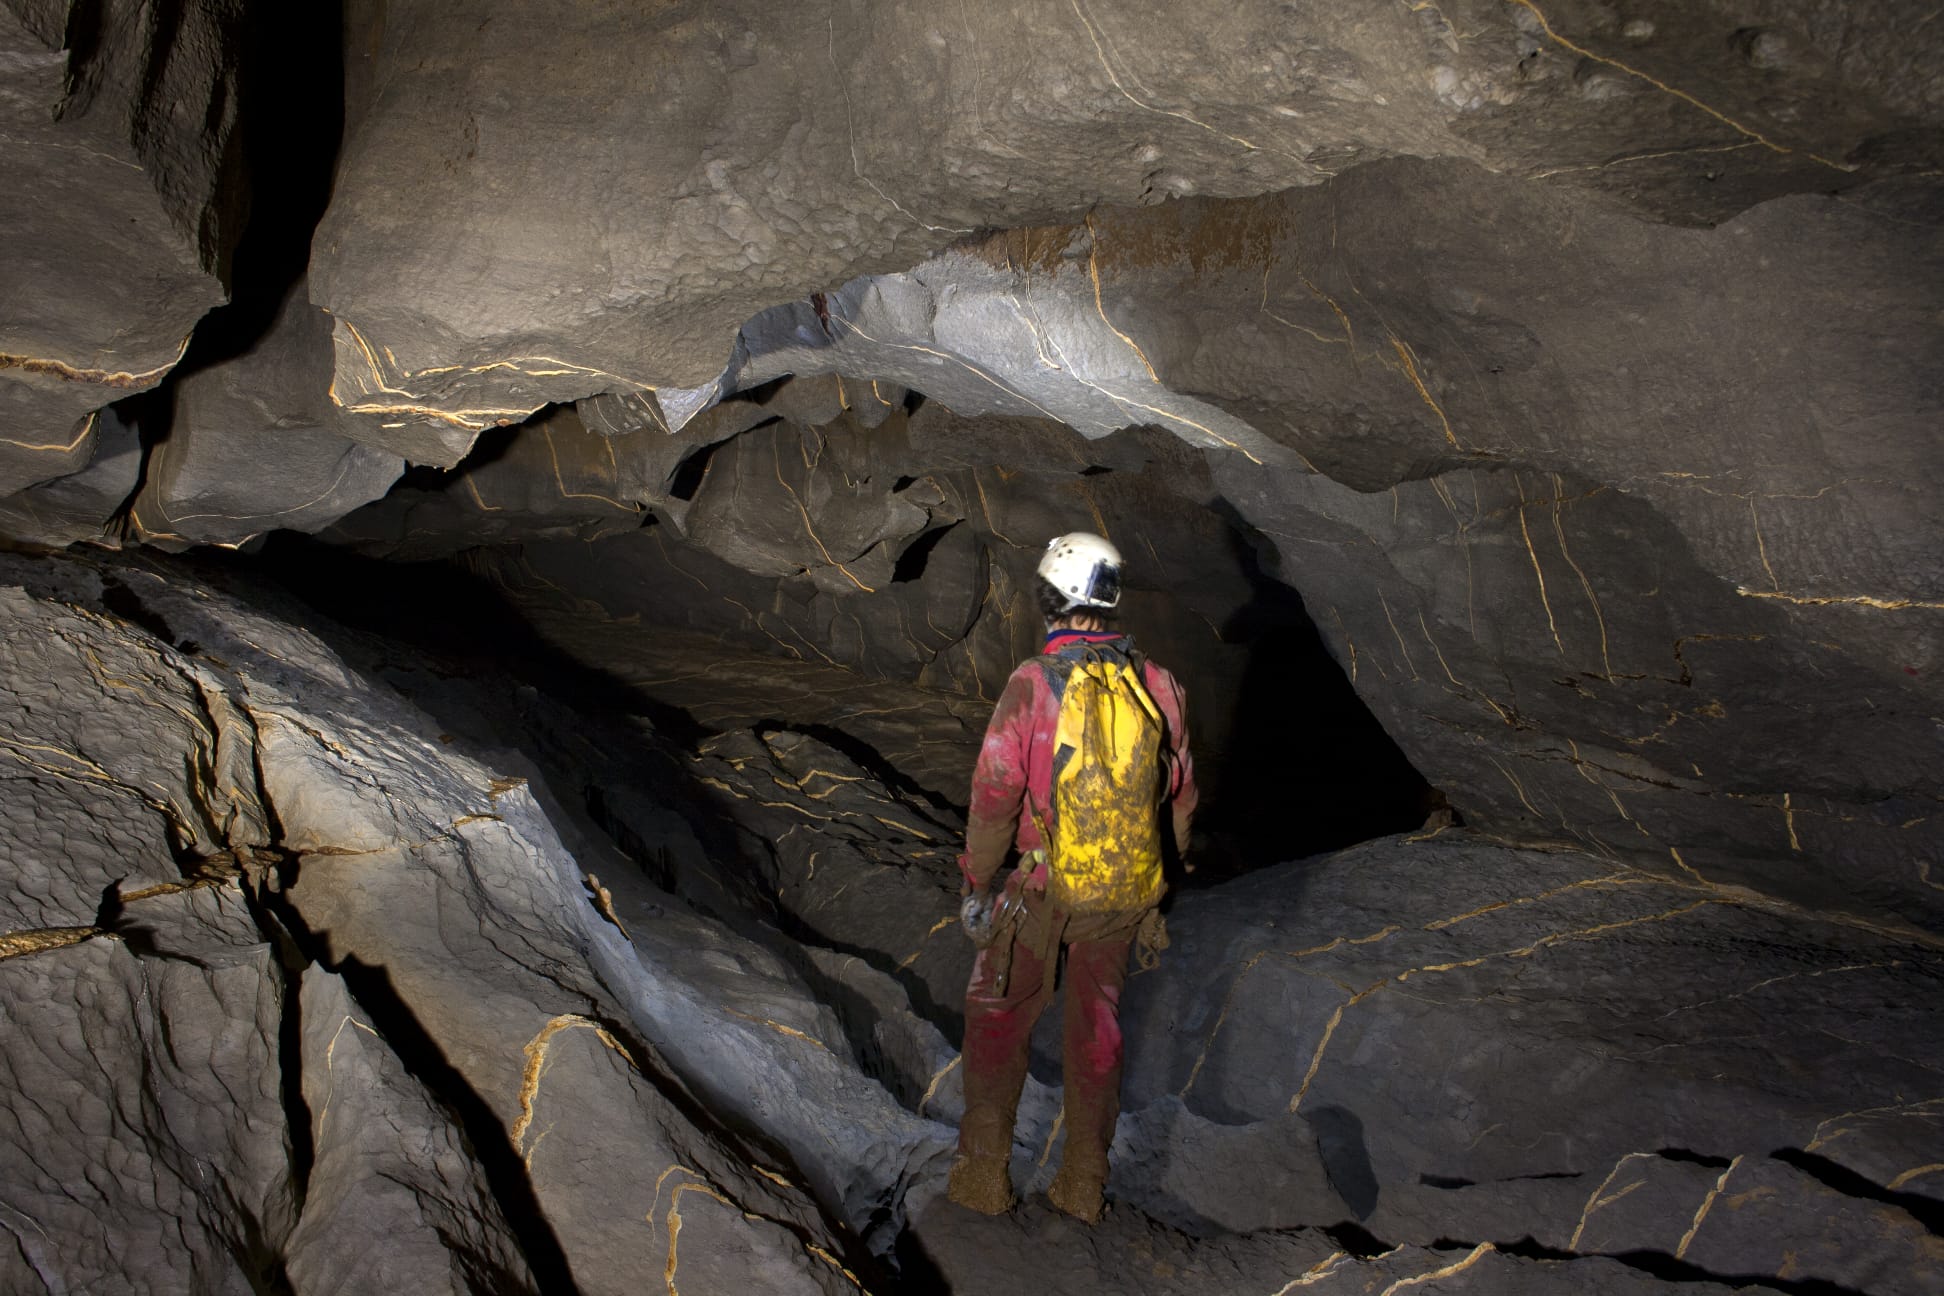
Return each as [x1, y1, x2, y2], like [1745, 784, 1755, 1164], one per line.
[1035, 646, 1167, 914]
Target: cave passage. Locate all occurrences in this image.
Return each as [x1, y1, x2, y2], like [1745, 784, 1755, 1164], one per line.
[1191, 538, 1437, 878]
[243, 497, 1436, 884]
[9, 1, 1944, 1289]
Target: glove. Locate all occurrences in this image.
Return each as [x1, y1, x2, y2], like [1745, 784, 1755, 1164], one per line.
[960, 888, 998, 946]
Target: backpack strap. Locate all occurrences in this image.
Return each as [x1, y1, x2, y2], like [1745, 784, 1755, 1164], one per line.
[1032, 652, 1073, 698]
[1129, 651, 1179, 806]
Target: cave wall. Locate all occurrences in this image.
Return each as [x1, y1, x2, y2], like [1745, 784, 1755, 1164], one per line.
[301, 0, 1943, 455]
[311, 159, 1941, 922]
[1, 0, 246, 490]
[2, 4, 1944, 1288]
[1, 0, 1940, 928]
[0, 549, 908, 1292]
[323, 396, 1396, 835]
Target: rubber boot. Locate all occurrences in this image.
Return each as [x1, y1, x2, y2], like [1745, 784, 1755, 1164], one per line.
[947, 1109, 1016, 1215]
[1046, 1160, 1105, 1223]
[947, 1154, 1014, 1215]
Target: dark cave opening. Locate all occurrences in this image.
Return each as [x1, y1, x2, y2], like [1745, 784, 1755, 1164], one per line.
[213, 369, 1450, 889]
[1185, 527, 1440, 881]
[241, 468, 1439, 891]
[667, 437, 724, 502]
[889, 521, 956, 584]
[239, 532, 711, 748]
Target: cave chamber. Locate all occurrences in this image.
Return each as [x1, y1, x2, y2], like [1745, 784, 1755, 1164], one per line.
[1, 2, 1940, 1293]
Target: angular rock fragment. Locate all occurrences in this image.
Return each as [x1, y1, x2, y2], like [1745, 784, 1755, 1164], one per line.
[0, 406, 143, 548]
[130, 282, 404, 549]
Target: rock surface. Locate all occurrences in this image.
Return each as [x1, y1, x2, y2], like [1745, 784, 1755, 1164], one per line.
[0, 0, 242, 480]
[0, 404, 144, 547]
[307, 149, 1942, 926]
[0, 550, 875, 1293]
[3, 2, 1943, 1292]
[129, 280, 403, 549]
[1, 539, 1939, 1292]
[310, 0, 1940, 450]
[4, 0, 1939, 934]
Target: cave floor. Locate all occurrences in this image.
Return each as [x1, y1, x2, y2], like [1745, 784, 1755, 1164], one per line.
[322, 553, 1944, 1295]
[4, 547, 1938, 1295]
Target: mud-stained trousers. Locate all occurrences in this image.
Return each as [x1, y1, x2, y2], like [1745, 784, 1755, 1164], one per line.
[958, 926, 1133, 1180]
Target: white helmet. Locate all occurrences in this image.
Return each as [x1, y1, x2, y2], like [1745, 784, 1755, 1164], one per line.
[1038, 532, 1124, 611]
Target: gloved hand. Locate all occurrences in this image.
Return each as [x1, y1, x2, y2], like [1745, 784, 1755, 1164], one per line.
[960, 887, 999, 946]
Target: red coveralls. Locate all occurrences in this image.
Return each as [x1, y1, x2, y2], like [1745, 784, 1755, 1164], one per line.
[956, 630, 1197, 1182]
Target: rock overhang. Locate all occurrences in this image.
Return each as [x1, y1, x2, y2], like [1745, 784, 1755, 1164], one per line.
[2, 4, 1943, 1283]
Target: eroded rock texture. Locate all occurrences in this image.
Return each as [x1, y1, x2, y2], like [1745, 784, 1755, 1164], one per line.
[3, 0, 1943, 1291]
[0, 0, 244, 488]
[127, 280, 403, 549]
[0, 552, 879, 1294]
[309, 0, 1940, 455]
[2, 536, 1940, 1291]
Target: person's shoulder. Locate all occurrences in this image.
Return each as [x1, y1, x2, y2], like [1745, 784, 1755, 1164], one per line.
[1004, 656, 1059, 691]
[1139, 655, 1186, 693]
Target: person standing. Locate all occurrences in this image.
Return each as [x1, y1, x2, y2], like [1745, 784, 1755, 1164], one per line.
[947, 531, 1197, 1222]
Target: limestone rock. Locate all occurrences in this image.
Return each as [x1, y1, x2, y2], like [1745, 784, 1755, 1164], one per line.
[685, 725, 971, 1020]
[0, 578, 269, 934]
[577, 164, 1944, 924]
[0, 886, 295, 1294]
[904, 1214, 1746, 1295]
[722, 258, 1287, 466]
[301, 555, 1939, 1294]
[0, 0, 242, 477]
[130, 281, 403, 549]
[0, 405, 143, 548]
[8, 3, 1944, 1289]
[8, 539, 1940, 1291]
[310, 0, 1937, 448]
[0, 549, 889, 1291]
[283, 968, 533, 1294]
[319, 405, 648, 558]
[299, 86, 1940, 930]
[1212, 454, 1943, 927]
[1118, 836, 1944, 1294]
